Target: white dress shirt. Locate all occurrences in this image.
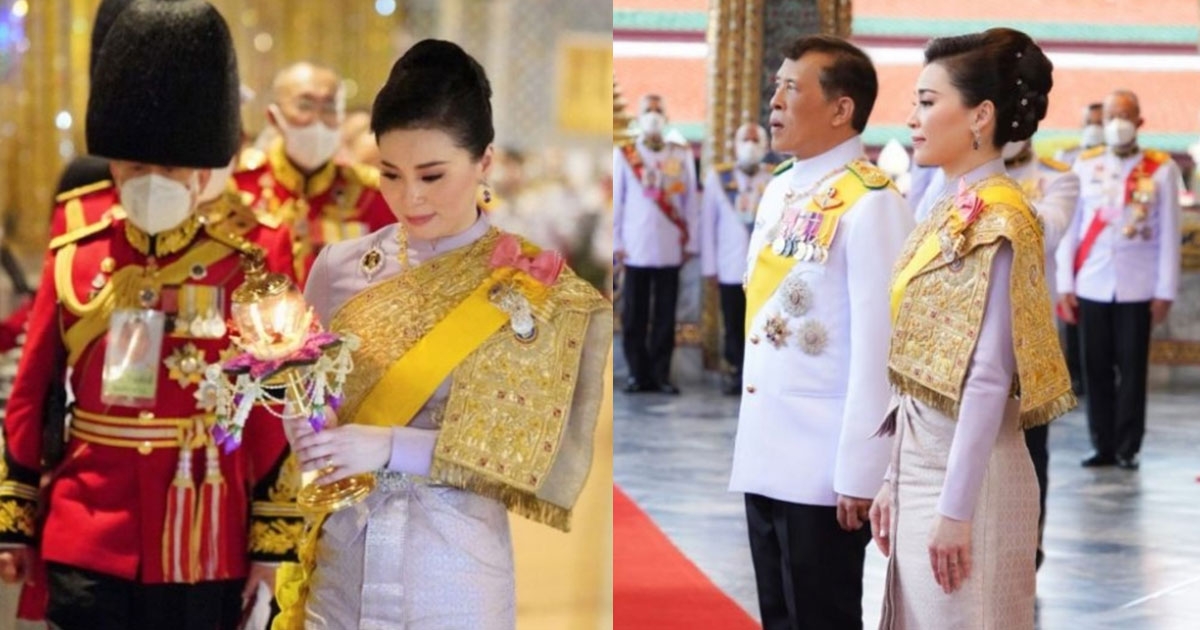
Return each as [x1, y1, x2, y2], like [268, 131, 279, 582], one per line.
[729, 136, 916, 505]
[612, 137, 700, 267]
[1055, 147, 1182, 302]
[700, 163, 773, 285]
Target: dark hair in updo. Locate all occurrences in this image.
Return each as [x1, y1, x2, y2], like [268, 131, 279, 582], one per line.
[924, 28, 1053, 148]
[371, 39, 494, 160]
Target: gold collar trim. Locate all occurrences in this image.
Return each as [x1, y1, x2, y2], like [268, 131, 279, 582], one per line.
[267, 138, 337, 198]
[124, 213, 203, 257]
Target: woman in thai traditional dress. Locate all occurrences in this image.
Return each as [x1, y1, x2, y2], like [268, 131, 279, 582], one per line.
[867, 28, 1075, 629]
[272, 39, 611, 629]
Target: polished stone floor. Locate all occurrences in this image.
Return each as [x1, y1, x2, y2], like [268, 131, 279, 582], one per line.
[614, 351, 1200, 629]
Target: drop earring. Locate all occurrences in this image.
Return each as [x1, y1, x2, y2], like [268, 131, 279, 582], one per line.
[971, 128, 981, 151]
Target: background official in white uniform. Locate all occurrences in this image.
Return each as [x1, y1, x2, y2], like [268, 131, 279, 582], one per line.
[1056, 89, 1181, 471]
[701, 122, 773, 395]
[613, 94, 700, 394]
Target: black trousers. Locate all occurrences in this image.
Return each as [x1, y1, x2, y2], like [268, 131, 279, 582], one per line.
[1024, 423, 1049, 562]
[1062, 321, 1085, 393]
[718, 283, 746, 376]
[620, 265, 680, 385]
[1077, 298, 1152, 459]
[46, 562, 244, 630]
[745, 494, 872, 630]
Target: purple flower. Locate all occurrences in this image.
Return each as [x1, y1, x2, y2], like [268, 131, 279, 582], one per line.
[327, 394, 344, 411]
[308, 410, 327, 433]
[213, 424, 241, 454]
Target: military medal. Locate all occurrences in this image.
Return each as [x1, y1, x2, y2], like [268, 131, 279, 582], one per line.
[762, 314, 791, 349]
[779, 275, 813, 317]
[164, 343, 209, 388]
[797, 319, 829, 356]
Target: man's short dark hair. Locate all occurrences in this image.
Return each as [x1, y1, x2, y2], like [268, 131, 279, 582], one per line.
[782, 35, 878, 133]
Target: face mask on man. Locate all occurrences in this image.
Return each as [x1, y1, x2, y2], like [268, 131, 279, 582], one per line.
[1080, 124, 1105, 148]
[639, 111, 667, 136]
[198, 160, 235, 204]
[120, 173, 198, 235]
[1104, 118, 1137, 148]
[735, 140, 767, 167]
[270, 104, 340, 171]
[1000, 140, 1028, 161]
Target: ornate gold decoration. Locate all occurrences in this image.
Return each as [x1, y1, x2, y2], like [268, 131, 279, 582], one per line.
[888, 176, 1076, 429]
[614, 78, 636, 142]
[1150, 340, 1200, 365]
[248, 517, 305, 556]
[0, 499, 35, 537]
[124, 214, 203, 257]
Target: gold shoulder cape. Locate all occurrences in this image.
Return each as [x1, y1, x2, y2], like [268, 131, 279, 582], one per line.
[329, 228, 611, 529]
[887, 175, 1076, 429]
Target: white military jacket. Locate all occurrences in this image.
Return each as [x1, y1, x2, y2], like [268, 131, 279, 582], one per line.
[700, 162, 773, 285]
[728, 137, 915, 505]
[1055, 146, 1181, 303]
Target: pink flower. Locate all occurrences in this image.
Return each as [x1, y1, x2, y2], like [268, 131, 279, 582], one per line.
[954, 178, 986, 225]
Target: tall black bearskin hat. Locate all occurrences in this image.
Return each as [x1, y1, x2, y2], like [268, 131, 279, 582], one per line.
[86, 0, 239, 168]
[89, 0, 136, 81]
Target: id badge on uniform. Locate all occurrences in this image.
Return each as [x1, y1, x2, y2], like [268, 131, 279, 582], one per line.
[101, 309, 166, 408]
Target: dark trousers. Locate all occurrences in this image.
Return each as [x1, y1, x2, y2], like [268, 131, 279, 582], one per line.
[1062, 321, 1085, 393]
[620, 265, 680, 385]
[745, 494, 872, 630]
[718, 283, 746, 376]
[46, 562, 244, 630]
[1024, 423, 1049, 564]
[1078, 298, 1152, 459]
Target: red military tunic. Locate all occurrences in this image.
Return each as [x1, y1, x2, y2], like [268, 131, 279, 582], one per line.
[233, 140, 395, 285]
[0, 182, 303, 584]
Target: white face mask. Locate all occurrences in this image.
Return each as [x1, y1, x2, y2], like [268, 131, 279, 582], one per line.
[198, 161, 234, 204]
[1080, 124, 1105, 148]
[120, 173, 197, 235]
[1001, 141, 1028, 161]
[735, 140, 767, 167]
[270, 104, 341, 172]
[1104, 118, 1137, 148]
[639, 111, 666, 136]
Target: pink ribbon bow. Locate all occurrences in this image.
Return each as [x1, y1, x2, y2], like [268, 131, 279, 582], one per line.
[489, 234, 565, 286]
[954, 178, 986, 225]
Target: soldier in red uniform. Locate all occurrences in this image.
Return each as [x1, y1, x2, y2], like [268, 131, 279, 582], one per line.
[0, 3, 301, 628]
[234, 61, 395, 285]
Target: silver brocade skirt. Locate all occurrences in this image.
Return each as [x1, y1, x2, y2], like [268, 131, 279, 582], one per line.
[879, 395, 1037, 630]
[305, 472, 516, 630]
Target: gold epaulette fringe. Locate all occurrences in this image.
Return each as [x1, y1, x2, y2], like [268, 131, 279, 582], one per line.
[432, 461, 572, 532]
[889, 370, 1077, 431]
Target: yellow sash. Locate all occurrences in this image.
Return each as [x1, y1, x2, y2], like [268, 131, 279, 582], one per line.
[889, 185, 1030, 322]
[352, 280, 508, 428]
[744, 167, 875, 333]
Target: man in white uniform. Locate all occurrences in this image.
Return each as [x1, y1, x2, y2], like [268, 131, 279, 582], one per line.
[1056, 89, 1181, 471]
[614, 95, 700, 394]
[701, 122, 773, 395]
[728, 36, 913, 629]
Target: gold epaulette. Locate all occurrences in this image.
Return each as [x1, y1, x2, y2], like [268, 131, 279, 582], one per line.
[344, 162, 381, 189]
[1079, 146, 1107, 161]
[773, 158, 796, 176]
[54, 179, 112, 204]
[1039, 156, 1070, 172]
[204, 204, 266, 259]
[846, 159, 892, 189]
[1145, 149, 1170, 164]
[48, 210, 116, 251]
[237, 146, 267, 172]
[712, 161, 735, 175]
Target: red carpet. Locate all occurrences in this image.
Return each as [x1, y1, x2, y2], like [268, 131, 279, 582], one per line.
[614, 486, 759, 629]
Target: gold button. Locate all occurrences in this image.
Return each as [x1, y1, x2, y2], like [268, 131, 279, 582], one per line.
[100, 257, 116, 274]
[746, 385, 757, 394]
[138, 441, 153, 455]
